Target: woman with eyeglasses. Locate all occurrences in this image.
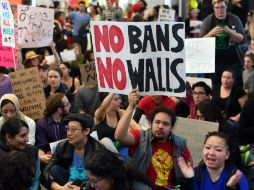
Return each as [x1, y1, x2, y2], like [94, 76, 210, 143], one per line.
[0, 119, 40, 190]
[0, 93, 36, 145]
[83, 148, 153, 190]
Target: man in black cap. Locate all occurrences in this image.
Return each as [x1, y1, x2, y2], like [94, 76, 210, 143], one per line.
[43, 113, 105, 190]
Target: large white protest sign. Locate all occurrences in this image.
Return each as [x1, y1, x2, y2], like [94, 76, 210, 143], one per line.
[174, 117, 219, 166]
[158, 8, 175, 22]
[17, 5, 54, 48]
[0, 0, 15, 48]
[185, 37, 215, 74]
[90, 21, 186, 97]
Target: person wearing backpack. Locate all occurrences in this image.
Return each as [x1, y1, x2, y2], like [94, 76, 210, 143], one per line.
[178, 131, 249, 190]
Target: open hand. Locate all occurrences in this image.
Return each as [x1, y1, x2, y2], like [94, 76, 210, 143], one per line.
[178, 157, 194, 178]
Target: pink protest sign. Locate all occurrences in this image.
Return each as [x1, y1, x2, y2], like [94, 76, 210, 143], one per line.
[0, 29, 15, 68]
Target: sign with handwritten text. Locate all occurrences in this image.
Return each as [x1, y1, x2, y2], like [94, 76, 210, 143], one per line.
[9, 67, 46, 120]
[0, 29, 15, 68]
[185, 38, 215, 73]
[79, 62, 97, 87]
[0, 0, 15, 48]
[17, 5, 54, 48]
[158, 8, 175, 22]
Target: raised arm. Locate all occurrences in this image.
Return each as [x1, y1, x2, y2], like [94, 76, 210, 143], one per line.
[94, 93, 115, 124]
[115, 89, 139, 146]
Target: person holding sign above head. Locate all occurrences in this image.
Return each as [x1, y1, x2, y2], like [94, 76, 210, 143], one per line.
[0, 94, 36, 145]
[200, 0, 245, 87]
[43, 113, 106, 190]
[115, 89, 192, 189]
[94, 93, 140, 159]
[178, 131, 249, 190]
[36, 93, 70, 164]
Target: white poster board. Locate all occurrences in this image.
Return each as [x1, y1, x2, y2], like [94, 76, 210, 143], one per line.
[60, 50, 76, 62]
[174, 117, 219, 166]
[0, 0, 15, 48]
[90, 21, 186, 97]
[17, 5, 54, 48]
[185, 38, 215, 74]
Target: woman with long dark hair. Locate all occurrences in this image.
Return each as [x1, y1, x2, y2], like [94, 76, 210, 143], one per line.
[83, 148, 153, 190]
[0, 119, 40, 190]
[178, 131, 249, 190]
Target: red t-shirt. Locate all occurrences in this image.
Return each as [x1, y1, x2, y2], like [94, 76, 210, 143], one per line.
[130, 130, 191, 187]
[137, 96, 176, 117]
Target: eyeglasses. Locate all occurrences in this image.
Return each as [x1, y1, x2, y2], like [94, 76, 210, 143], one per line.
[66, 127, 82, 133]
[153, 120, 171, 127]
[193, 91, 206, 95]
[89, 177, 104, 187]
[1, 109, 16, 115]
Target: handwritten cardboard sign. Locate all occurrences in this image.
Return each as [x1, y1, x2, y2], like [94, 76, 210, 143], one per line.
[174, 117, 219, 166]
[0, 0, 15, 48]
[17, 5, 54, 48]
[9, 67, 46, 120]
[158, 8, 175, 22]
[185, 38, 215, 73]
[0, 29, 15, 68]
[90, 21, 186, 97]
[79, 62, 97, 87]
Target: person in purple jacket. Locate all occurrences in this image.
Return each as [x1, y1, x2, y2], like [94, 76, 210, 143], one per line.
[35, 93, 71, 164]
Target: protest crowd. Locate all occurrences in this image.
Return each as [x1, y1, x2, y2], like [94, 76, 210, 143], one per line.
[1, 0, 254, 189]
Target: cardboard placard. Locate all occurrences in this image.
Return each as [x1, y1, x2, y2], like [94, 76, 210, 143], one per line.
[9, 67, 46, 120]
[174, 117, 219, 166]
[79, 62, 97, 87]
